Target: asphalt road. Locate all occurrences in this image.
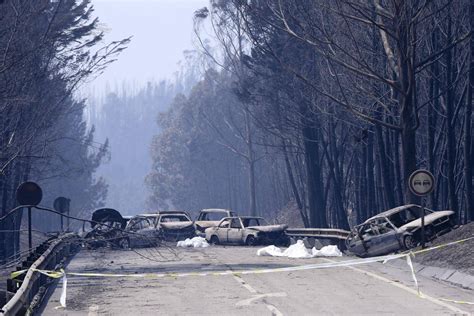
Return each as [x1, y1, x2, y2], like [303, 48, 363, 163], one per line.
[41, 245, 474, 315]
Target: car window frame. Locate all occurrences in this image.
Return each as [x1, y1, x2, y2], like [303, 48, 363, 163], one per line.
[230, 218, 242, 229]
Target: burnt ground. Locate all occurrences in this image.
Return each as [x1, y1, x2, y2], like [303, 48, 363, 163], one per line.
[414, 221, 474, 275]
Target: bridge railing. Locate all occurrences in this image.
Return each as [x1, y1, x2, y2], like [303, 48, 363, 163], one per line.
[0, 233, 79, 316]
[285, 228, 350, 240]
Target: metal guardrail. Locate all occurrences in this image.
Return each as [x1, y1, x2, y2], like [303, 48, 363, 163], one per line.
[0, 233, 79, 316]
[285, 228, 350, 240]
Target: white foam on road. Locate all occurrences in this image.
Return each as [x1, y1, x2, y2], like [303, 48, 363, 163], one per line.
[312, 245, 343, 257]
[257, 240, 342, 258]
[177, 237, 210, 248]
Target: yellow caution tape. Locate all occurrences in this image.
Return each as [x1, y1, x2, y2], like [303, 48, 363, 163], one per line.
[410, 236, 474, 256]
[406, 253, 421, 296]
[10, 235, 473, 281]
[10, 269, 28, 279]
[59, 269, 67, 308]
[8, 253, 408, 280]
[438, 298, 474, 305]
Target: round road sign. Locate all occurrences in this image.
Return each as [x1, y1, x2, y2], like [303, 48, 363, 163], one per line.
[16, 181, 43, 206]
[408, 170, 435, 196]
[54, 197, 70, 213]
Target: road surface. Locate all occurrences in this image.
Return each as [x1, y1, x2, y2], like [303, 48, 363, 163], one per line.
[41, 245, 474, 315]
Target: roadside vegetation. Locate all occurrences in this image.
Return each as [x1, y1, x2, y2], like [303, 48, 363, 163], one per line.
[0, 0, 128, 261]
[147, 1, 474, 231]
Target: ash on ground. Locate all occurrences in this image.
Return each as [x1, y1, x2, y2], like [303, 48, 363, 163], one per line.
[414, 222, 474, 275]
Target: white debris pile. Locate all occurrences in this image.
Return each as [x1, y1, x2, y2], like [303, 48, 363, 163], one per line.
[282, 240, 314, 258]
[256, 245, 285, 257]
[312, 245, 343, 257]
[177, 237, 210, 248]
[257, 240, 343, 259]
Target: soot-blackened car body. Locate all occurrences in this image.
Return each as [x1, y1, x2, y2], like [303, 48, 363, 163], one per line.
[153, 211, 195, 241]
[346, 204, 455, 257]
[84, 208, 127, 249]
[119, 215, 159, 249]
[205, 216, 288, 246]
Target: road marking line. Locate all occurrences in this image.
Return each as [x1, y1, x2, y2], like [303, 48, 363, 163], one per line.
[321, 258, 469, 315]
[230, 271, 257, 293]
[88, 304, 99, 316]
[229, 270, 285, 315]
[266, 303, 284, 316]
[236, 292, 287, 306]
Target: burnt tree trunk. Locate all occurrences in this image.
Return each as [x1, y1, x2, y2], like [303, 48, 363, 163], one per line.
[465, 0, 474, 221]
[303, 124, 327, 228]
[445, 14, 459, 216]
[282, 139, 309, 227]
[396, 5, 418, 203]
[245, 111, 257, 216]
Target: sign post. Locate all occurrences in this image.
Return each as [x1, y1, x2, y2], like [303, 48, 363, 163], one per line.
[408, 170, 435, 249]
[54, 197, 71, 232]
[16, 182, 42, 251]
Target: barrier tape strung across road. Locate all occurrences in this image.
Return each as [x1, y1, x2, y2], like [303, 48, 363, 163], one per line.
[12, 235, 473, 280]
[12, 252, 408, 280]
[10, 236, 474, 309]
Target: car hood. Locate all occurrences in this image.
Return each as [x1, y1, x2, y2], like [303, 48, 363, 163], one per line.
[246, 224, 288, 233]
[399, 210, 454, 231]
[160, 222, 194, 230]
[195, 221, 221, 228]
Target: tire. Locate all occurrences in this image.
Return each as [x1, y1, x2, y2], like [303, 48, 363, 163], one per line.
[245, 235, 257, 246]
[403, 235, 417, 250]
[210, 235, 220, 245]
[119, 238, 131, 249]
[279, 236, 291, 247]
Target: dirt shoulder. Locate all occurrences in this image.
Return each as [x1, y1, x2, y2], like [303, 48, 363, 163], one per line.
[413, 222, 474, 275]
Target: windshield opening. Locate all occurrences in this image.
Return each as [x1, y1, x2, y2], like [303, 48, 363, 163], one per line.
[387, 206, 433, 227]
[242, 218, 265, 227]
[160, 215, 190, 222]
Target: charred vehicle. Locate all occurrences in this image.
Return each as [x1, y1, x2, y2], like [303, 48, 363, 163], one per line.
[153, 211, 195, 241]
[346, 204, 455, 257]
[194, 209, 236, 236]
[84, 208, 127, 248]
[205, 216, 289, 246]
[118, 215, 159, 249]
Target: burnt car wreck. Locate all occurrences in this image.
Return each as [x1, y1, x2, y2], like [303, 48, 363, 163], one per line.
[82, 209, 198, 249]
[83, 208, 127, 249]
[194, 208, 236, 236]
[205, 216, 289, 246]
[155, 211, 195, 241]
[346, 204, 455, 257]
[119, 215, 160, 249]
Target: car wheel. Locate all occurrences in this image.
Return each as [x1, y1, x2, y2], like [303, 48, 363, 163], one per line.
[119, 238, 130, 249]
[210, 235, 220, 245]
[279, 237, 291, 247]
[246, 235, 257, 246]
[403, 235, 417, 250]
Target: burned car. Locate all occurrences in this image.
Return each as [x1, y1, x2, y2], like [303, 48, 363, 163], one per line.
[205, 216, 289, 246]
[194, 208, 236, 236]
[118, 215, 159, 249]
[346, 204, 455, 257]
[153, 211, 195, 241]
[84, 208, 127, 249]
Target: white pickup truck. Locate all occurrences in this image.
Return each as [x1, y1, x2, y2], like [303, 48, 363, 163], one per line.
[194, 209, 235, 236]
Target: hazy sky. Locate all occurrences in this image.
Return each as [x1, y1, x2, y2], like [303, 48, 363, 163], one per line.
[87, 0, 207, 94]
